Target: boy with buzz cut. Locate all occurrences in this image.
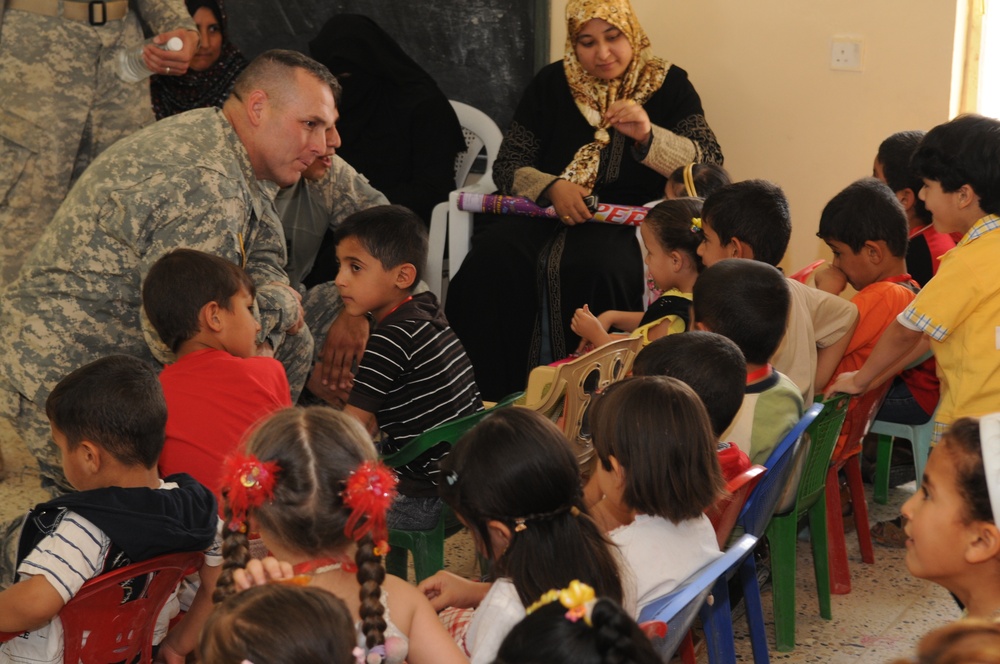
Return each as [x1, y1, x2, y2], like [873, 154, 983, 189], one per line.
[829, 114, 1000, 444]
[332, 204, 482, 530]
[698, 179, 859, 404]
[0, 355, 221, 664]
[692, 259, 804, 466]
[815, 178, 938, 458]
[143, 249, 292, 496]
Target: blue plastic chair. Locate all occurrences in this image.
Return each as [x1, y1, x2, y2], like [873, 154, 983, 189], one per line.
[638, 534, 758, 663]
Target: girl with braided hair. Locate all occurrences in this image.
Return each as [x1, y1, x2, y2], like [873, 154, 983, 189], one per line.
[418, 408, 628, 663]
[213, 406, 465, 664]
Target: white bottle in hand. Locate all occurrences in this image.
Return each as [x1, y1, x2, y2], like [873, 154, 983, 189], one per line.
[117, 36, 183, 83]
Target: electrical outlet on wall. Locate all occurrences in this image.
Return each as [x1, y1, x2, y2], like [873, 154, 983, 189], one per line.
[830, 38, 863, 72]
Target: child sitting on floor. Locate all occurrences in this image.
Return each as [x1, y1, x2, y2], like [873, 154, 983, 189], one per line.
[144, 249, 292, 497]
[0, 355, 221, 663]
[495, 581, 661, 664]
[332, 205, 482, 532]
[214, 406, 466, 664]
[416, 408, 627, 664]
[588, 376, 723, 611]
[632, 331, 751, 482]
[572, 198, 702, 350]
[815, 178, 939, 459]
[692, 259, 805, 465]
[898, 417, 1000, 618]
[699, 180, 859, 403]
[200, 584, 358, 664]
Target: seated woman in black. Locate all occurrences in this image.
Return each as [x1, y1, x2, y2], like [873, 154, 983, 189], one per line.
[445, 0, 723, 400]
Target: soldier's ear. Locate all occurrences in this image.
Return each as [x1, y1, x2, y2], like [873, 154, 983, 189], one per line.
[245, 89, 268, 127]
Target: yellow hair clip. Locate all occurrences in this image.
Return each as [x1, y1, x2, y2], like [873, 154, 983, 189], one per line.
[690, 217, 703, 233]
[525, 580, 597, 625]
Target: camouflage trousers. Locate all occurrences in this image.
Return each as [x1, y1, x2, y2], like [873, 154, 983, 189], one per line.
[0, 514, 26, 590]
[0, 10, 152, 288]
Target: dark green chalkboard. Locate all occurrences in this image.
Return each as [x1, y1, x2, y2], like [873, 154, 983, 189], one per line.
[226, 0, 550, 131]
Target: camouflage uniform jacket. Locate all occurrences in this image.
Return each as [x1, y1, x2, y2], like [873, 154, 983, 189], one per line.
[274, 155, 388, 290]
[0, 107, 299, 405]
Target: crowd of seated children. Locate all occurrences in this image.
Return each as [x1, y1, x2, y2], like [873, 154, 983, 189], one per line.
[691, 259, 804, 466]
[827, 114, 1000, 442]
[214, 406, 466, 664]
[698, 180, 859, 404]
[495, 581, 661, 664]
[873, 130, 956, 288]
[815, 178, 939, 460]
[0, 356, 221, 664]
[144, 249, 292, 498]
[631, 331, 751, 482]
[588, 376, 724, 612]
[199, 584, 358, 664]
[572, 198, 703, 351]
[323, 205, 482, 532]
[416, 408, 627, 664]
[664, 162, 732, 201]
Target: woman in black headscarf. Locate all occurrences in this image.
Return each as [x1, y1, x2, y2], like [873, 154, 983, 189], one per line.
[150, 0, 248, 120]
[308, 14, 466, 226]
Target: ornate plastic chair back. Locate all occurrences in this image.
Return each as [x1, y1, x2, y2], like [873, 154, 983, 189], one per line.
[56, 551, 202, 664]
[518, 337, 641, 464]
[706, 465, 764, 548]
[383, 391, 522, 581]
[639, 534, 758, 663]
[426, 101, 504, 297]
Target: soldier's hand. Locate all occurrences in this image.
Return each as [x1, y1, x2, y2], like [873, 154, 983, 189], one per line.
[145, 29, 199, 75]
[320, 312, 369, 390]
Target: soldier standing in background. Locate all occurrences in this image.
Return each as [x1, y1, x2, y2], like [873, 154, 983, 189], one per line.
[0, 50, 336, 497]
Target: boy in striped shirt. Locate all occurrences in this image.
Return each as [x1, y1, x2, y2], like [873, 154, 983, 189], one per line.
[334, 205, 482, 531]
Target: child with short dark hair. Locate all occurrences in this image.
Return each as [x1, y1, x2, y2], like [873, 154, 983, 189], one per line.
[495, 581, 661, 664]
[664, 162, 732, 200]
[699, 180, 859, 403]
[692, 259, 805, 465]
[816, 178, 939, 457]
[333, 205, 482, 531]
[572, 198, 702, 350]
[200, 584, 358, 664]
[589, 376, 723, 612]
[0, 355, 221, 663]
[874, 130, 956, 288]
[632, 331, 751, 481]
[828, 114, 1000, 442]
[417, 408, 626, 664]
[143, 249, 292, 496]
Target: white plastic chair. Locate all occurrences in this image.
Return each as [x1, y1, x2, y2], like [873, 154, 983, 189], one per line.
[425, 100, 503, 300]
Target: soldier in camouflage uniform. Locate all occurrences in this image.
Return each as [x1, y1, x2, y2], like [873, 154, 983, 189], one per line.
[0, 0, 200, 289]
[0, 50, 337, 496]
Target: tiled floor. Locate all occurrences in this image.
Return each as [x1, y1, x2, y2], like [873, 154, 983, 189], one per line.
[0, 425, 959, 663]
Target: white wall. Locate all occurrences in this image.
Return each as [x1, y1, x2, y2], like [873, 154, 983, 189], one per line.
[549, 0, 964, 269]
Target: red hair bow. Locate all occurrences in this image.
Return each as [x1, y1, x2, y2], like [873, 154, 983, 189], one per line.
[342, 461, 398, 546]
[221, 454, 279, 531]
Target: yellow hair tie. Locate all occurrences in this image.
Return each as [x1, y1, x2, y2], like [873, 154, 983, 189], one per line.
[525, 580, 597, 625]
[690, 217, 703, 233]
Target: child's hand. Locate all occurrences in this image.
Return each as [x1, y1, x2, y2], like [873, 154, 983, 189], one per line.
[572, 304, 610, 352]
[416, 570, 490, 612]
[814, 266, 847, 295]
[232, 556, 295, 590]
[823, 370, 867, 399]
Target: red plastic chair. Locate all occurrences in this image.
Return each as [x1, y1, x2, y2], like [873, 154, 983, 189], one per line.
[825, 384, 891, 594]
[788, 259, 826, 283]
[1, 551, 204, 663]
[706, 465, 765, 548]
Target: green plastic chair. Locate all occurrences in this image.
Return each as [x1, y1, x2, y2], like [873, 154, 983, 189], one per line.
[766, 393, 849, 652]
[382, 392, 523, 582]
